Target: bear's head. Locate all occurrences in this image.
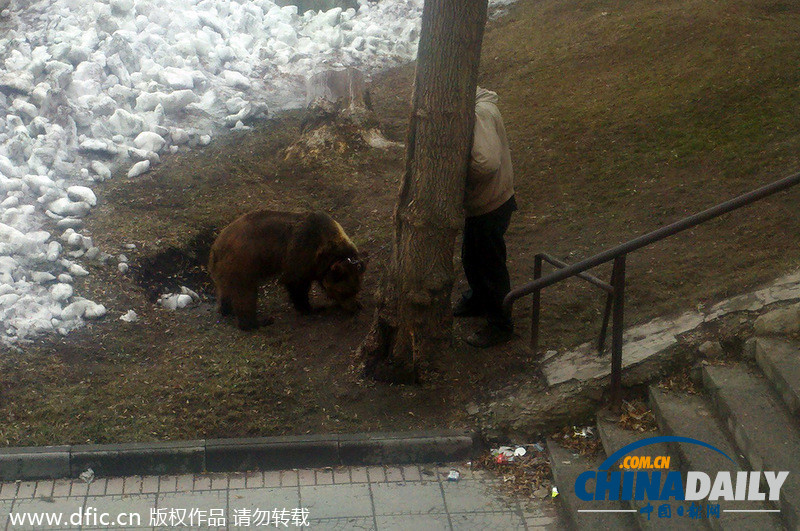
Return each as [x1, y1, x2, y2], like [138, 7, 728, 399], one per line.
[322, 255, 367, 313]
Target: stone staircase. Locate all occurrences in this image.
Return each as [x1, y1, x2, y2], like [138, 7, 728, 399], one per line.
[549, 335, 800, 530]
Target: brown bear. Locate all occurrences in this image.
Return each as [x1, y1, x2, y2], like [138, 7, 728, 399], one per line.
[208, 210, 367, 330]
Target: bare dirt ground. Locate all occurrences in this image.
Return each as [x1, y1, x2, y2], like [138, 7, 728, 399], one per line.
[3, 0, 800, 446]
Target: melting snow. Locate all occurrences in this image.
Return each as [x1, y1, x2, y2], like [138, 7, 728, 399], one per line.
[0, 0, 509, 346]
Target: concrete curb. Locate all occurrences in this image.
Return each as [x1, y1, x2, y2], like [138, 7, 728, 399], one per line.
[0, 430, 480, 481]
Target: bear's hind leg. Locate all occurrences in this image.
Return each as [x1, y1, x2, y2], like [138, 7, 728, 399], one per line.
[217, 287, 233, 316]
[286, 280, 312, 314]
[231, 286, 259, 331]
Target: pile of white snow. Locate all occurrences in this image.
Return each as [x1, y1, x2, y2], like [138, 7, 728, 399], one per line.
[0, 0, 510, 346]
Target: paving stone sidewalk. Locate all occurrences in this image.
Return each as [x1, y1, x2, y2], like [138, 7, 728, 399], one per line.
[0, 463, 562, 530]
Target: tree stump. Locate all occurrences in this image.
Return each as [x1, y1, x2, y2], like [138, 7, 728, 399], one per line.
[284, 67, 401, 162]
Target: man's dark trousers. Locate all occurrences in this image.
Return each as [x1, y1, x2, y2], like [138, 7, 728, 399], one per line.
[462, 196, 517, 332]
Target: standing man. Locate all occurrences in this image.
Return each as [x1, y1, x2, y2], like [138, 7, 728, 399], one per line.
[454, 86, 517, 348]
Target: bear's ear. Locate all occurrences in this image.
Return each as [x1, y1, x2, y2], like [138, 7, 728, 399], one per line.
[331, 260, 345, 272]
[329, 260, 347, 280]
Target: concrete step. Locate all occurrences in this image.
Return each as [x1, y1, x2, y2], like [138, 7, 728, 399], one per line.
[595, 415, 705, 530]
[754, 337, 800, 417]
[649, 386, 784, 530]
[703, 364, 800, 530]
[547, 440, 638, 530]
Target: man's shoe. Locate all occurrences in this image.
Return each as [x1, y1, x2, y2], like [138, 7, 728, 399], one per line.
[453, 297, 486, 317]
[466, 325, 514, 348]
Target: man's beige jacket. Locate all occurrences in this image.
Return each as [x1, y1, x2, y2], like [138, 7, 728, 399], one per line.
[464, 87, 515, 217]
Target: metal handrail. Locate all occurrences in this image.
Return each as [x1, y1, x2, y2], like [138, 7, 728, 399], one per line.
[503, 170, 800, 406]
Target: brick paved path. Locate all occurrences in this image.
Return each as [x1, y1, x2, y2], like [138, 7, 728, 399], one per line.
[0, 463, 562, 530]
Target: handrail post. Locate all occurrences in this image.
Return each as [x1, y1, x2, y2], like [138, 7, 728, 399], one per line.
[501, 171, 800, 412]
[610, 255, 626, 411]
[598, 290, 613, 356]
[530, 255, 543, 355]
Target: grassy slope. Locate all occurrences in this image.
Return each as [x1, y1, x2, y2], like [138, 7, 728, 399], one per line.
[479, 0, 800, 342]
[2, 0, 799, 445]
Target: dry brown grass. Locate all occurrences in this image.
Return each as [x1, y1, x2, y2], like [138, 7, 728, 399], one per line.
[3, 0, 800, 446]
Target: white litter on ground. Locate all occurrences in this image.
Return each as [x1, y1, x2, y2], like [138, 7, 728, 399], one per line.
[158, 286, 201, 310]
[119, 309, 139, 322]
[0, 0, 511, 346]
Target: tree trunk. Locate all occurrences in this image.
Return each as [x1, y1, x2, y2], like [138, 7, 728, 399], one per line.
[358, 0, 488, 383]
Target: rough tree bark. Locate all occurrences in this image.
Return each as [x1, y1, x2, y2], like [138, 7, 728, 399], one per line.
[358, 0, 489, 383]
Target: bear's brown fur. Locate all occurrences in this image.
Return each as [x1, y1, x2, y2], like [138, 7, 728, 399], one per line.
[208, 210, 366, 330]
